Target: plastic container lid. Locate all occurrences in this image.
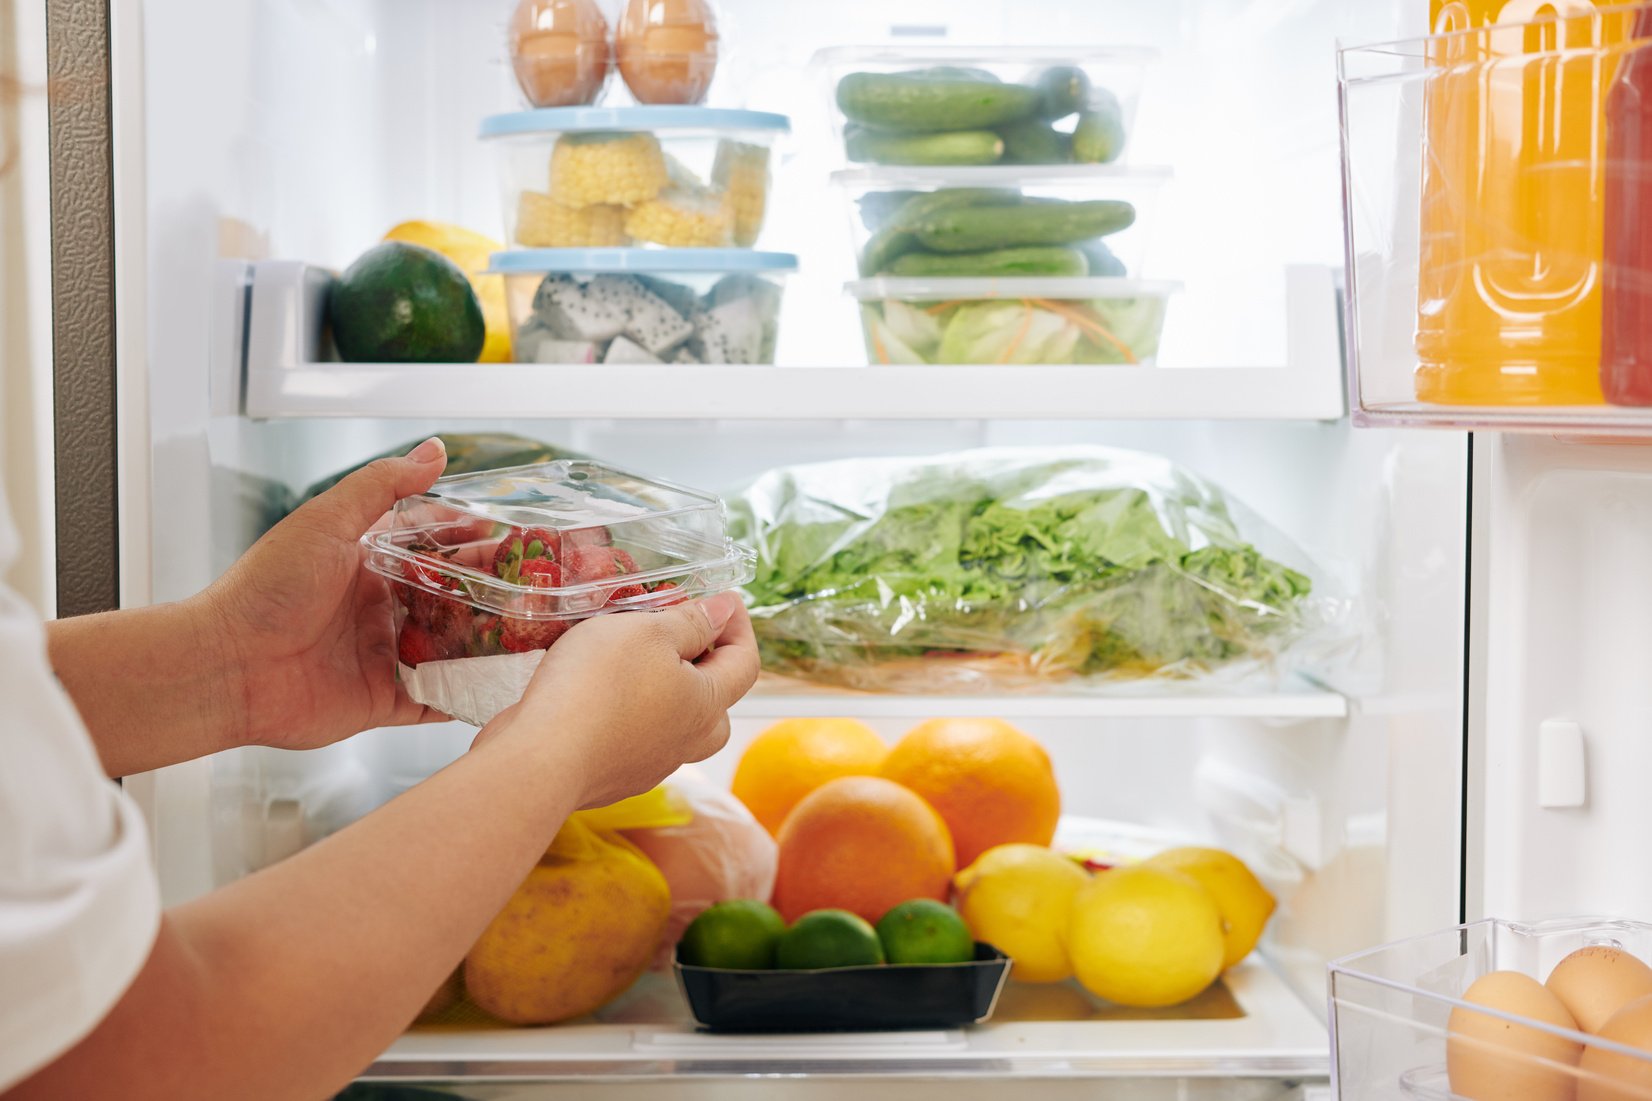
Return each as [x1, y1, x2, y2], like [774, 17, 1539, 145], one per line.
[830, 165, 1173, 189]
[489, 248, 798, 274]
[362, 460, 754, 620]
[481, 106, 791, 140]
[845, 276, 1182, 301]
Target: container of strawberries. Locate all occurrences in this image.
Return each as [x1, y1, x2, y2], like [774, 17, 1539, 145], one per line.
[362, 459, 754, 725]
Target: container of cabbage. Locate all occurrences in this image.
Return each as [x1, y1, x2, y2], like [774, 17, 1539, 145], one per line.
[729, 446, 1337, 693]
[847, 277, 1176, 366]
[480, 107, 789, 249]
[490, 248, 795, 365]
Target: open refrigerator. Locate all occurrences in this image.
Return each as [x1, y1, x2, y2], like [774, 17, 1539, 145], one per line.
[48, 0, 1652, 1096]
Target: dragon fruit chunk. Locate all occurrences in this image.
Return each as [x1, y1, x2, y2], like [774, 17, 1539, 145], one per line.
[603, 336, 664, 364]
[691, 296, 764, 364]
[532, 274, 628, 343]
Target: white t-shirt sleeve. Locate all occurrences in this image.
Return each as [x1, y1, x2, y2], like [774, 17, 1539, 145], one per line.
[0, 495, 161, 1089]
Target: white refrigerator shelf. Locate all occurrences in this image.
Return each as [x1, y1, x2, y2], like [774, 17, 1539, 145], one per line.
[226, 260, 1347, 422]
[734, 676, 1348, 720]
[367, 958, 1328, 1082]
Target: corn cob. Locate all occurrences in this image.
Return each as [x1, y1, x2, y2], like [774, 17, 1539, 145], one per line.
[712, 140, 770, 247]
[624, 188, 734, 247]
[515, 191, 629, 247]
[548, 132, 668, 208]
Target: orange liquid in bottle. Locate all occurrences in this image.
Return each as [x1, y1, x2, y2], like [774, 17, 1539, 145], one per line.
[1417, 1, 1632, 405]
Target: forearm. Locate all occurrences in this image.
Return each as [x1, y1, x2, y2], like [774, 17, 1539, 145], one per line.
[46, 598, 242, 777]
[9, 710, 578, 1101]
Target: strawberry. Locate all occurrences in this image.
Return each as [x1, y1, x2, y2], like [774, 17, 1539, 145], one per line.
[399, 555, 465, 629]
[516, 558, 562, 588]
[607, 584, 648, 604]
[398, 622, 440, 667]
[564, 545, 637, 584]
[492, 526, 562, 584]
[651, 580, 686, 607]
[468, 613, 504, 657]
[500, 614, 568, 653]
[563, 526, 612, 551]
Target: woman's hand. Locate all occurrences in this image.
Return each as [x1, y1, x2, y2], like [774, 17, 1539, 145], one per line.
[202, 437, 451, 752]
[477, 591, 760, 808]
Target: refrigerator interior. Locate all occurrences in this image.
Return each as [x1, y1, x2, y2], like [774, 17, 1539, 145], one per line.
[121, 0, 1476, 1090]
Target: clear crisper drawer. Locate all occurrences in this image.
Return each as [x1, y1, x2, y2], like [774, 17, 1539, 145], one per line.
[1339, 6, 1652, 434]
[1329, 917, 1652, 1100]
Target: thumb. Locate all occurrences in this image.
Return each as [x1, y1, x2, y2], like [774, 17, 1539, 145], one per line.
[655, 592, 740, 660]
[305, 437, 447, 538]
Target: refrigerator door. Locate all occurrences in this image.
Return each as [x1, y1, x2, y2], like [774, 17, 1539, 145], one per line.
[1464, 433, 1652, 922]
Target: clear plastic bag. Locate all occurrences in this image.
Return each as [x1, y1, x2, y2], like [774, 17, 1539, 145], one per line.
[728, 446, 1340, 693]
[619, 766, 778, 969]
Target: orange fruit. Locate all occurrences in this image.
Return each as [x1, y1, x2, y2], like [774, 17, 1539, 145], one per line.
[879, 718, 1060, 869]
[731, 718, 889, 836]
[772, 776, 955, 924]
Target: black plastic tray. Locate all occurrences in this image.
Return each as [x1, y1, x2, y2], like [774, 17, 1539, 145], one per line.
[674, 942, 1012, 1032]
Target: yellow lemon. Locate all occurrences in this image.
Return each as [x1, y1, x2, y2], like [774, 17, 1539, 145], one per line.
[955, 843, 1090, 983]
[1144, 846, 1276, 970]
[1068, 865, 1225, 1008]
[383, 220, 511, 363]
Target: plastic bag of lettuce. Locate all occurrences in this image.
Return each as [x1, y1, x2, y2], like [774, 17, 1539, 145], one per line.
[729, 447, 1337, 693]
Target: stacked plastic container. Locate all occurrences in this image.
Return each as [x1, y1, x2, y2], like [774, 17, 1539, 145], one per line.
[813, 46, 1178, 366]
[483, 0, 797, 365]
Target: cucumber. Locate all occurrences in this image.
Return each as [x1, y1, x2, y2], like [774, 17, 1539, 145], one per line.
[1078, 239, 1127, 277]
[998, 119, 1071, 165]
[861, 190, 1026, 275]
[837, 71, 1040, 132]
[894, 66, 1002, 83]
[1072, 90, 1126, 164]
[856, 190, 923, 230]
[846, 127, 1004, 166]
[887, 246, 1089, 278]
[909, 200, 1136, 253]
[1032, 65, 1091, 120]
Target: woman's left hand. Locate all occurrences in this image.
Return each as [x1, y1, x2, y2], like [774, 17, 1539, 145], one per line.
[202, 437, 451, 752]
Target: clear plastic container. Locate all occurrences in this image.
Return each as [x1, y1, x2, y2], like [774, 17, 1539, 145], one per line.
[832, 166, 1168, 281]
[812, 46, 1155, 171]
[1340, 7, 1652, 415]
[362, 459, 753, 722]
[488, 248, 795, 364]
[1329, 916, 1652, 1100]
[846, 276, 1177, 366]
[480, 107, 788, 249]
[507, 0, 613, 109]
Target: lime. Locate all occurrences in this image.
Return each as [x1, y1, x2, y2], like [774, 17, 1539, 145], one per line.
[775, 910, 886, 970]
[875, 899, 975, 965]
[678, 900, 787, 970]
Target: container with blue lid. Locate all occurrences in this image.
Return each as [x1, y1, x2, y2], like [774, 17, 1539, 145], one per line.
[480, 106, 791, 251]
[488, 248, 797, 366]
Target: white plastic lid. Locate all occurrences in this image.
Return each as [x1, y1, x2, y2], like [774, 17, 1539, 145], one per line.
[489, 248, 798, 274]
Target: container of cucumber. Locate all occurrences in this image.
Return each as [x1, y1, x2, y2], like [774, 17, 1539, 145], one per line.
[832, 168, 1169, 281]
[846, 276, 1177, 367]
[812, 46, 1156, 169]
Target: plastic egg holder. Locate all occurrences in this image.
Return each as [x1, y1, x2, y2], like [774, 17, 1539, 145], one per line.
[481, 107, 788, 250]
[509, 0, 613, 108]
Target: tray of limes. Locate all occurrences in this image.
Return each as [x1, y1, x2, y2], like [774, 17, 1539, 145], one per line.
[674, 899, 1012, 1032]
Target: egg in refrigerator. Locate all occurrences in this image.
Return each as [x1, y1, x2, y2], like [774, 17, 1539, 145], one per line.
[1550, 946, 1652, 1035]
[509, 0, 611, 108]
[1447, 970, 1584, 1101]
[616, 0, 719, 105]
[1579, 995, 1652, 1101]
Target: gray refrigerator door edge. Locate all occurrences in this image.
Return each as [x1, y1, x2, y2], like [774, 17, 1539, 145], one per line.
[45, 0, 119, 616]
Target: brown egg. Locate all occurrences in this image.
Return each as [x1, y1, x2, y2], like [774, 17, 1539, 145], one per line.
[1448, 970, 1584, 1101]
[616, 0, 719, 105]
[1550, 947, 1652, 1035]
[509, 0, 611, 108]
[1579, 995, 1652, 1101]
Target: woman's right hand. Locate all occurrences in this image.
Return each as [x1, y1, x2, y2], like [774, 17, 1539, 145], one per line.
[478, 591, 760, 809]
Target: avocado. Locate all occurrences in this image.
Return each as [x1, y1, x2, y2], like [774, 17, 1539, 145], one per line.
[328, 241, 486, 363]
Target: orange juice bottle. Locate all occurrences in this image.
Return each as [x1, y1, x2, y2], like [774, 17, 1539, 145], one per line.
[1417, 0, 1633, 405]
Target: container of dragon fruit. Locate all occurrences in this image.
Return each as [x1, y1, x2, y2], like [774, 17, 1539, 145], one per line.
[480, 107, 789, 249]
[362, 458, 755, 725]
[489, 248, 796, 364]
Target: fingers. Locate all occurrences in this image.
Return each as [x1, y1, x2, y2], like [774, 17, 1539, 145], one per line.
[654, 592, 742, 660]
[691, 613, 761, 710]
[685, 713, 731, 763]
[305, 437, 448, 539]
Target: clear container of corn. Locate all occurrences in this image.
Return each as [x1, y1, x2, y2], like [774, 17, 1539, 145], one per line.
[481, 106, 789, 250]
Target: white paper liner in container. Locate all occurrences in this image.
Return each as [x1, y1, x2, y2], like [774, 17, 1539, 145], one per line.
[397, 650, 545, 728]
